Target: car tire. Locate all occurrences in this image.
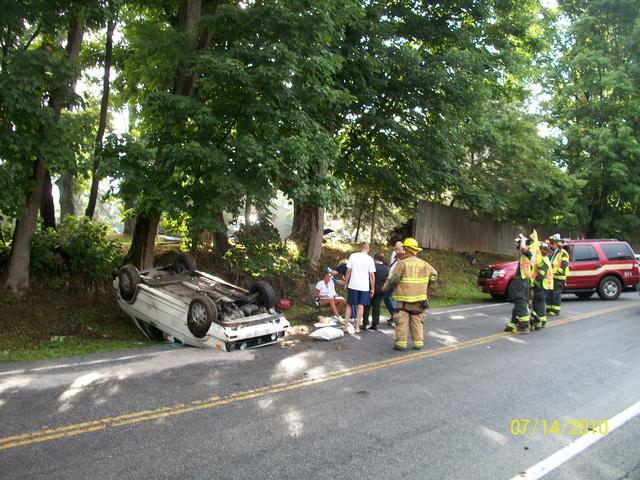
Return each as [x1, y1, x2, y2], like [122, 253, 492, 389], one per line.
[597, 276, 622, 300]
[490, 293, 507, 301]
[118, 265, 141, 302]
[187, 295, 217, 338]
[575, 292, 594, 299]
[174, 252, 197, 275]
[248, 280, 276, 308]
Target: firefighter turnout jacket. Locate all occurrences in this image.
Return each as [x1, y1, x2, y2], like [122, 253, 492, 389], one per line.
[382, 253, 437, 303]
[551, 247, 570, 281]
[532, 252, 553, 290]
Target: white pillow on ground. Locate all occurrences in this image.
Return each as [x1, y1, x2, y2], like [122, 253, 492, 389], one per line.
[309, 327, 344, 341]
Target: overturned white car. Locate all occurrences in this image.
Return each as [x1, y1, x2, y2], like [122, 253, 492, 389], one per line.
[114, 253, 289, 351]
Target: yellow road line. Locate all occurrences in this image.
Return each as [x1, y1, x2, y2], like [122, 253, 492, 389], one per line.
[1, 302, 636, 451]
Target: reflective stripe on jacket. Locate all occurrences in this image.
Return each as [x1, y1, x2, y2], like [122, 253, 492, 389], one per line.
[551, 248, 570, 280]
[385, 254, 437, 303]
[531, 252, 553, 290]
[518, 252, 532, 280]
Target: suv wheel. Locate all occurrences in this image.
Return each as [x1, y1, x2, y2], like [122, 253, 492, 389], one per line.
[597, 276, 622, 300]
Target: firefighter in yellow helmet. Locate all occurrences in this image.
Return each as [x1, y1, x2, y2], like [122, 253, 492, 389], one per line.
[382, 238, 437, 351]
[530, 242, 553, 330]
[547, 234, 570, 316]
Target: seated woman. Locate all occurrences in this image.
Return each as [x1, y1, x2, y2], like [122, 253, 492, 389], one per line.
[314, 269, 346, 321]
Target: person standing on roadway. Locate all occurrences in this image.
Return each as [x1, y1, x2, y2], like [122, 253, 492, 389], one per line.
[530, 242, 554, 330]
[547, 234, 570, 316]
[343, 242, 376, 334]
[382, 238, 437, 351]
[505, 234, 533, 334]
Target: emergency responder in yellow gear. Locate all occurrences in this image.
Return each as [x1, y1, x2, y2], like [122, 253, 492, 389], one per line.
[382, 238, 437, 351]
[530, 242, 553, 330]
[505, 234, 533, 334]
[547, 234, 570, 316]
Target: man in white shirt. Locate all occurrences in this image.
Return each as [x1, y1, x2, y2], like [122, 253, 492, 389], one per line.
[343, 242, 376, 333]
[313, 269, 345, 320]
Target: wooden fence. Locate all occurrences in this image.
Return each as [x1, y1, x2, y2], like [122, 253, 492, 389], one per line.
[413, 202, 520, 256]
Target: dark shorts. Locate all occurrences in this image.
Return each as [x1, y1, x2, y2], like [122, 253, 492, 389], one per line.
[347, 289, 371, 306]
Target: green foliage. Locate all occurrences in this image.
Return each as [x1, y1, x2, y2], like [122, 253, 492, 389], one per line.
[334, 0, 555, 222]
[111, 0, 350, 244]
[30, 226, 65, 274]
[224, 222, 303, 279]
[160, 213, 189, 238]
[452, 103, 582, 226]
[29, 217, 123, 282]
[546, 0, 640, 239]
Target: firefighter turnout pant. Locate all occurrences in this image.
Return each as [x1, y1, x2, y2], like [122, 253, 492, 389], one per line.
[547, 279, 564, 316]
[531, 285, 548, 329]
[394, 302, 425, 350]
[506, 277, 530, 333]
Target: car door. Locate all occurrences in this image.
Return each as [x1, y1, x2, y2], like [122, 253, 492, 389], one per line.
[567, 244, 601, 289]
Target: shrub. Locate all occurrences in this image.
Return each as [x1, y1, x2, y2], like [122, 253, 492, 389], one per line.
[0, 222, 14, 267]
[30, 216, 123, 283]
[224, 222, 303, 279]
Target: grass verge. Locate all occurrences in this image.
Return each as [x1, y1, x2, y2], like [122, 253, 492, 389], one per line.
[0, 279, 153, 363]
[0, 244, 512, 363]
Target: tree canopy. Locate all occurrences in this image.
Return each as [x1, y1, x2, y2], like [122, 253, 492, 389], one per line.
[1, 0, 638, 293]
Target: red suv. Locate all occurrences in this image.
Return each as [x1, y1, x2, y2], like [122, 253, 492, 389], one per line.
[477, 239, 640, 301]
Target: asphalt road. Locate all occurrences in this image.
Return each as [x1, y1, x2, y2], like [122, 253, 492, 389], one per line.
[1, 293, 639, 480]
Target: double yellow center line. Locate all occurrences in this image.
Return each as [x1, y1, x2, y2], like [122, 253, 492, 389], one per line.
[1, 302, 635, 451]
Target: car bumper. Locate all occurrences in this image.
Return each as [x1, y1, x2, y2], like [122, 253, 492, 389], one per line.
[477, 278, 508, 295]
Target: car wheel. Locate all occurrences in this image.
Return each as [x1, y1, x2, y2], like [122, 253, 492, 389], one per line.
[118, 265, 141, 302]
[597, 276, 622, 300]
[575, 292, 594, 299]
[248, 280, 276, 309]
[490, 293, 507, 301]
[174, 252, 197, 275]
[187, 295, 217, 338]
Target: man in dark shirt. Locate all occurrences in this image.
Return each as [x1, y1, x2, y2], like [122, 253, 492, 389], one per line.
[362, 253, 390, 330]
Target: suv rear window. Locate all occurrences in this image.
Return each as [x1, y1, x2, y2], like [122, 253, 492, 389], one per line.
[600, 243, 635, 261]
[572, 245, 599, 262]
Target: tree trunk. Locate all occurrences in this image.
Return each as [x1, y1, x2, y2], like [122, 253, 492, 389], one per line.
[2, 14, 84, 294]
[127, 0, 218, 264]
[290, 201, 308, 242]
[290, 202, 324, 267]
[191, 231, 199, 254]
[2, 159, 46, 292]
[307, 205, 324, 269]
[40, 169, 56, 229]
[123, 198, 135, 235]
[173, 0, 202, 96]
[86, 15, 115, 218]
[58, 171, 75, 219]
[213, 210, 229, 257]
[369, 196, 378, 245]
[244, 198, 252, 225]
[354, 198, 366, 243]
[126, 214, 160, 269]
